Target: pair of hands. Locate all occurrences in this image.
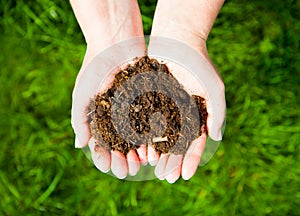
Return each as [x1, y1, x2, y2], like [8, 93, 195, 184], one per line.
[71, 0, 225, 183]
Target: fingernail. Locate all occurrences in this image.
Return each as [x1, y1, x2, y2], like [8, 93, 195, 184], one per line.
[210, 129, 222, 141]
[75, 136, 81, 148]
[216, 131, 222, 141]
[216, 129, 222, 141]
[182, 175, 192, 181]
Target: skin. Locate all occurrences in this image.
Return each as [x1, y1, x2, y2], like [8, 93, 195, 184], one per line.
[71, 0, 145, 179]
[70, 0, 225, 182]
[149, 0, 225, 183]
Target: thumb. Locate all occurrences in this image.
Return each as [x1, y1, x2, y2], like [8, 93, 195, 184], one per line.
[206, 94, 226, 141]
[74, 125, 90, 149]
[71, 86, 91, 148]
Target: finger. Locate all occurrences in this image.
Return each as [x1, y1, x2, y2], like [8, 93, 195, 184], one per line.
[89, 138, 111, 173]
[71, 83, 91, 148]
[181, 134, 207, 180]
[72, 93, 90, 148]
[111, 150, 128, 179]
[136, 144, 148, 165]
[154, 154, 169, 180]
[164, 154, 183, 184]
[127, 150, 140, 176]
[148, 145, 159, 166]
[202, 66, 226, 141]
[73, 126, 90, 149]
[206, 100, 225, 141]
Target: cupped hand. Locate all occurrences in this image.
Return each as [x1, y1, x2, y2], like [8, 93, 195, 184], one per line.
[145, 51, 225, 183]
[70, 0, 147, 179]
[148, 35, 226, 183]
[147, 0, 226, 182]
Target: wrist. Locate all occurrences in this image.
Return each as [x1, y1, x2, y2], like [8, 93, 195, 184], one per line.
[151, 0, 224, 47]
[151, 20, 208, 55]
[70, 0, 143, 46]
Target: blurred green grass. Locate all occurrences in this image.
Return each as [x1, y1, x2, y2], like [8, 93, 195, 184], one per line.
[0, 0, 299, 215]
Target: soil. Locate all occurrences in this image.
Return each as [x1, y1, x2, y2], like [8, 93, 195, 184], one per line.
[88, 56, 207, 155]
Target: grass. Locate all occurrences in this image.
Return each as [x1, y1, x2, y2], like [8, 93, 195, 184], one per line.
[0, 0, 299, 215]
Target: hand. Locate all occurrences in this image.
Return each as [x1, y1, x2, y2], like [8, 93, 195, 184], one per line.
[145, 51, 225, 183]
[147, 0, 226, 183]
[70, 0, 147, 179]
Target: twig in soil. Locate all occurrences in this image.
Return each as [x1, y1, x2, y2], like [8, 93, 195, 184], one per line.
[86, 109, 95, 117]
[152, 136, 168, 143]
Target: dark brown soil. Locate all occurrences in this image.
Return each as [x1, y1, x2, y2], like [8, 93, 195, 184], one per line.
[88, 56, 207, 155]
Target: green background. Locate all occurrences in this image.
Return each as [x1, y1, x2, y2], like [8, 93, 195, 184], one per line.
[0, 0, 299, 215]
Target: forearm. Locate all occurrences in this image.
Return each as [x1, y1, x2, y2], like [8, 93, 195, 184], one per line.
[70, 0, 144, 46]
[151, 0, 224, 47]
